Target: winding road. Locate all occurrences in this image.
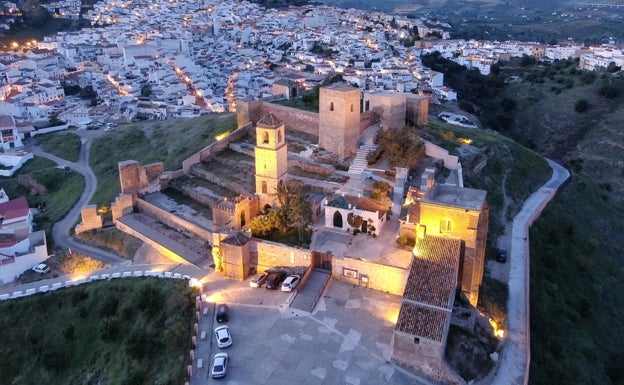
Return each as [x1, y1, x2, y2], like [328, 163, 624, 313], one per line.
[26, 130, 127, 265]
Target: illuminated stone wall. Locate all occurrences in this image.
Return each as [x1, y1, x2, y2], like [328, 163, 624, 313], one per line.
[319, 84, 361, 160]
[331, 256, 409, 296]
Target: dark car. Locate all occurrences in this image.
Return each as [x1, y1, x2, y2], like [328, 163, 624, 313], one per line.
[496, 248, 507, 263]
[216, 303, 229, 323]
[265, 272, 285, 290]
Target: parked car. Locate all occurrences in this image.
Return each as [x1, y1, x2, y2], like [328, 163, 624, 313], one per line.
[496, 248, 507, 263]
[32, 263, 50, 274]
[249, 272, 267, 288]
[216, 303, 229, 323]
[265, 272, 285, 290]
[281, 275, 301, 292]
[211, 352, 229, 378]
[214, 325, 232, 348]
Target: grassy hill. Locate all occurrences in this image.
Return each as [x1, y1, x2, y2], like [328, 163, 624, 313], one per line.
[428, 54, 624, 385]
[0, 278, 197, 385]
[89, 113, 237, 206]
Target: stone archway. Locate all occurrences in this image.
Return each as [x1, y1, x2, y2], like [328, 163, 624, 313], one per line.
[333, 211, 343, 228]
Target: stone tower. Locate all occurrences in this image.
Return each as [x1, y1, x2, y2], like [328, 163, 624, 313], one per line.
[254, 113, 288, 209]
[319, 83, 361, 160]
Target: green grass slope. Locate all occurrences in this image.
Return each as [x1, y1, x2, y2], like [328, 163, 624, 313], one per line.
[89, 113, 237, 206]
[0, 278, 197, 385]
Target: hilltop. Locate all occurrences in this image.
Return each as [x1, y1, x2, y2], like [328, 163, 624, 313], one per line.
[427, 54, 624, 385]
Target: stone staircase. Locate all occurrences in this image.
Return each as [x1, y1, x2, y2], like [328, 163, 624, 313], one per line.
[348, 125, 379, 174]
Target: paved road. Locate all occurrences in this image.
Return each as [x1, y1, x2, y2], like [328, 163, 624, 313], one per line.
[490, 159, 570, 385]
[27, 130, 126, 265]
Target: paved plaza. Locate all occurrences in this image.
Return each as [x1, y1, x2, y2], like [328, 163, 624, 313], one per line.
[193, 276, 438, 385]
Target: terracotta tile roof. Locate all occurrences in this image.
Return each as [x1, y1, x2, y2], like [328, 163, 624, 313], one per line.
[395, 235, 461, 341]
[257, 113, 282, 128]
[222, 231, 250, 246]
[0, 197, 30, 222]
[395, 301, 449, 342]
[404, 235, 461, 308]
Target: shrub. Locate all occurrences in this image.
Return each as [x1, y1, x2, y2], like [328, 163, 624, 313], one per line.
[574, 99, 589, 113]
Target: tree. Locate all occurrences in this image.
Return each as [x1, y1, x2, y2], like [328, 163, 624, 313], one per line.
[140, 83, 151, 97]
[347, 213, 364, 229]
[249, 208, 285, 236]
[574, 99, 589, 113]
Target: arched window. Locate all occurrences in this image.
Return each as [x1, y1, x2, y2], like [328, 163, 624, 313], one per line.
[261, 181, 267, 194]
[350, 103, 354, 112]
[333, 211, 343, 228]
[262, 131, 269, 144]
[330, 101, 334, 111]
[278, 129, 282, 144]
[240, 212, 246, 227]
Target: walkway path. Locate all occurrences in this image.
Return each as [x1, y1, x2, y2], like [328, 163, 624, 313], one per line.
[27, 131, 126, 265]
[491, 159, 570, 385]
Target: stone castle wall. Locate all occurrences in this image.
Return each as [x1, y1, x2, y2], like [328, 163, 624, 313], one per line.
[237, 100, 320, 138]
[252, 239, 312, 273]
[331, 256, 409, 296]
[391, 332, 465, 385]
[75, 204, 103, 234]
[182, 122, 253, 173]
[136, 199, 214, 246]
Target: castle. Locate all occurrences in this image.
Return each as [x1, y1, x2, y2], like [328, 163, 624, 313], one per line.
[81, 83, 487, 385]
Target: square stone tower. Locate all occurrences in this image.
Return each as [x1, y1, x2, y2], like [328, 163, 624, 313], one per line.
[254, 113, 288, 209]
[319, 83, 361, 160]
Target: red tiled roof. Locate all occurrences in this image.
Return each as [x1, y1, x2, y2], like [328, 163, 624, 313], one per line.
[0, 197, 30, 221]
[395, 235, 462, 341]
[395, 301, 449, 342]
[403, 235, 461, 308]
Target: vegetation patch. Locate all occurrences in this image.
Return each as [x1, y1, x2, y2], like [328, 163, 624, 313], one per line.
[35, 131, 82, 162]
[0, 278, 197, 385]
[89, 114, 237, 206]
[1, 157, 84, 251]
[529, 175, 624, 385]
[75, 228, 144, 260]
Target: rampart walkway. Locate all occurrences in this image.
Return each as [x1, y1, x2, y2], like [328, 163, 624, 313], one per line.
[491, 159, 570, 385]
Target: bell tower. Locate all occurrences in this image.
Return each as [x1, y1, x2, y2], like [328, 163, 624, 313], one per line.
[254, 113, 288, 209]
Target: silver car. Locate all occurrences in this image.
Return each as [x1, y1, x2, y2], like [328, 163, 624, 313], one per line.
[214, 325, 232, 348]
[211, 352, 229, 378]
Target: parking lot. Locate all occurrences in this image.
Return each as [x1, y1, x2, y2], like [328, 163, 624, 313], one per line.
[193, 275, 434, 385]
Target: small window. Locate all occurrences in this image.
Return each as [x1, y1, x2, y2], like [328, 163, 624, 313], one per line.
[440, 219, 452, 233]
[278, 129, 282, 144]
[261, 181, 267, 194]
[350, 103, 354, 112]
[262, 131, 269, 144]
[330, 101, 334, 111]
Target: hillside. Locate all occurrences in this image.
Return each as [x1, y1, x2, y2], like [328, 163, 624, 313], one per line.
[428, 54, 624, 385]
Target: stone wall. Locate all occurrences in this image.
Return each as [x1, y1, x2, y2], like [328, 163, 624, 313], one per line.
[252, 239, 312, 273]
[115, 219, 192, 265]
[391, 332, 465, 385]
[136, 199, 214, 246]
[112, 193, 134, 221]
[424, 140, 463, 187]
[190, 166, 253, 196]
[331, 256, 409, 296]
[182, 123, 253, 173]
[75, 204, 103, 234]
[237, 100, 320, 138]
[406, 94, 430, 127]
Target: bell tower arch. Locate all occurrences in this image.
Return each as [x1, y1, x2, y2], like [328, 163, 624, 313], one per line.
[254, 113, 288, 208]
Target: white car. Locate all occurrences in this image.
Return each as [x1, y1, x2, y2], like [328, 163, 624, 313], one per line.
[32, 263, 50, 274]
[281, 275, 301, 292]
[211, 352, 229, 378]
[214, 325, 232, 348]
